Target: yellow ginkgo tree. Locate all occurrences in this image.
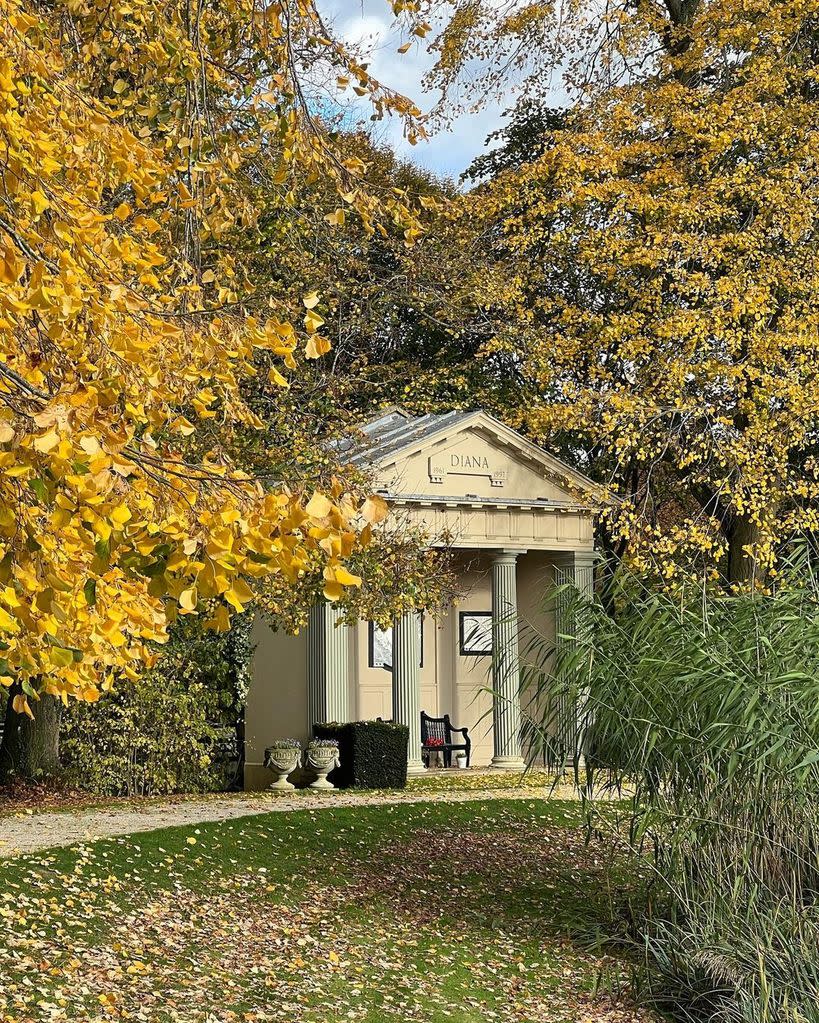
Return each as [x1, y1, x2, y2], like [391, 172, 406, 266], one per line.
[0, 0, 431, 739]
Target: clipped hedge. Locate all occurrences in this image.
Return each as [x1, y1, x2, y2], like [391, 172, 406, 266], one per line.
[313, 720, 408, 789]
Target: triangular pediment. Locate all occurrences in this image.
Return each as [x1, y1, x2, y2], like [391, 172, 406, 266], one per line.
[359, 411, 598, 507]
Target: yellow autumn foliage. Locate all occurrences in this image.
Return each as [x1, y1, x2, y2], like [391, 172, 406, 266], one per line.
[416, 0, 819, 584]
[0, 0, 403, 708]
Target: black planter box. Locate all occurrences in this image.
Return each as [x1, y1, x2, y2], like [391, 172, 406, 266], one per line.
[312, 720, 409, 789]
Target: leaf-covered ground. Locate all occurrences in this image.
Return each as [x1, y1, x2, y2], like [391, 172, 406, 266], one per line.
[0, 799, 658, 1022]
[0, 769, 571, 818]
[0, 773, 601, 858]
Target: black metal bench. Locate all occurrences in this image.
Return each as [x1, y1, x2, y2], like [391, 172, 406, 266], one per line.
[421, 711, 471, 768]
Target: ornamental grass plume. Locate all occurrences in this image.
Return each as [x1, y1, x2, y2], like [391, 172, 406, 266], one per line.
[522, 541, 819, 1021]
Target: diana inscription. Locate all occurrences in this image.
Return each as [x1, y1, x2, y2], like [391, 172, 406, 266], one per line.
[429, 451, 507, 487]
[450, 453, 490, 470]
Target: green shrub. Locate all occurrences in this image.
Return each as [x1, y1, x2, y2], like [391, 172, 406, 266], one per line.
[61, 615, 253, 796]
[313, 720, 408, 789]
[62, 677, 225, 796]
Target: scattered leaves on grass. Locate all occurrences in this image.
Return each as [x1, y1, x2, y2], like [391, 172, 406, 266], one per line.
[0, 801, 657, 1022]
[0, 770, 570, 824]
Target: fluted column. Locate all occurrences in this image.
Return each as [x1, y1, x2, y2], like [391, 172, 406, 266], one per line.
[554, 550, 596, 602]
[491, 551, 526, 770]
[392, 611, 426, 776]
[552, 550, 597, 765]
[307, 601, 350, 731]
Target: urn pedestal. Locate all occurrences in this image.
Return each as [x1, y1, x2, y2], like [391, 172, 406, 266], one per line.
[305, 744, 340, 790]
[264, 747, 301, 791]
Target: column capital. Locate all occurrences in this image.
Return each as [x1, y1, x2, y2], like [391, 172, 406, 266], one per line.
[393, 607, 422, 621]
[491, 549, 522, 564]
[552, 548, 598, 567]
[552, 549, 597, 599]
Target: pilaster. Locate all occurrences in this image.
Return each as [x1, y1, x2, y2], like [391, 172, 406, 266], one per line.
[551, 550, 597, 765]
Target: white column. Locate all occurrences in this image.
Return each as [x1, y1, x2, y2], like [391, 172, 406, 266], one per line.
[490, 550, 526, 770]
[552, 550, 597, 764]
[307, 601, 350, 731]
[554, 551, 596, 601]
[392, 611, 426, 776]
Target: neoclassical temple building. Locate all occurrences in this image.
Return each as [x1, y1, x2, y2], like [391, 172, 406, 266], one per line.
[243, 409, 598, 788]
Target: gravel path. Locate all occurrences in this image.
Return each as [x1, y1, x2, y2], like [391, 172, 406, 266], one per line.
[0, 783, 582, 859]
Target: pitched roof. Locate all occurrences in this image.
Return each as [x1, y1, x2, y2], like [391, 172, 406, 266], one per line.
[336, 409, 475, 466]
[338, 408, 601, 500]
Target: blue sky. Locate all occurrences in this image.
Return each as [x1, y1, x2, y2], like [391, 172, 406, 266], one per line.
[317, 1, 511, 183]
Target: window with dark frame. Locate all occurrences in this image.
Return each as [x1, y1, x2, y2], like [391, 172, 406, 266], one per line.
[368, 617, 424, 671]
[459, 611, 493, 655]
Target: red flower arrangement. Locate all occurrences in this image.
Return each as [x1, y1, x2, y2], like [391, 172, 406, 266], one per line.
[424, 737, 445, 748]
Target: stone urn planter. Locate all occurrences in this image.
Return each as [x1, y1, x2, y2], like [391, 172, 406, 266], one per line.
[264, 741, 302, 791]
[305, 739, 340, 790]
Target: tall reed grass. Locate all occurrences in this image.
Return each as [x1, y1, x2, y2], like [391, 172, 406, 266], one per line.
[523, 547, 819, 1021]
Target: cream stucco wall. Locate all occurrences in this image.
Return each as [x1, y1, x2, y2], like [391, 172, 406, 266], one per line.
[354, 613, 439, 723]
[517, 553, 559, 764]
[440, 553, 495, 764]
[244, 549, 559, 787]
[244, 619, 309, 790]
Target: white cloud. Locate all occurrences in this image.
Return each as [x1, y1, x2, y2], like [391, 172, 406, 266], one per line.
[317, 0, 510, 183]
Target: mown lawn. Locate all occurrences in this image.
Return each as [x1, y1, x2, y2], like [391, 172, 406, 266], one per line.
[0, 799, 657, 1022]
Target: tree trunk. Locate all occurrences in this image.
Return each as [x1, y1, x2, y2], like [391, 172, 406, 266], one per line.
[726, 515, 763, 586]
[0, 688, 62, 782]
